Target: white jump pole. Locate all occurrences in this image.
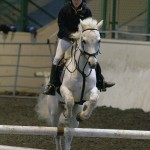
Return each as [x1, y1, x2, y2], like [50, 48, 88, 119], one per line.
[0, 125, 150, 139]
[0, 145, 45, 150]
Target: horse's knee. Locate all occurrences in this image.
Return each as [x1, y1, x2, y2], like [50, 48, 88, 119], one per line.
[89, 94, 98, 106]
[89, 99, 97, 107]
[66, 97, 74, 107]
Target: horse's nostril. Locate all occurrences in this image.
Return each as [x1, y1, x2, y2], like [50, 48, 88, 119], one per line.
[88, 62, 97, 69]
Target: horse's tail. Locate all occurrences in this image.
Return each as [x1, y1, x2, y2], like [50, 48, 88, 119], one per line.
[35, 94, 51, 124]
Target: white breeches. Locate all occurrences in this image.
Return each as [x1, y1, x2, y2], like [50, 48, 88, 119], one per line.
[53, 39, 73, 65]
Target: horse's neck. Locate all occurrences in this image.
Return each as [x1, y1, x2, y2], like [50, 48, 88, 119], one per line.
[72, 45, 90, 75]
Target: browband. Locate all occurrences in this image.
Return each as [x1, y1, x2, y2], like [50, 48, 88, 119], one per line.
[82, 28, 99, 33]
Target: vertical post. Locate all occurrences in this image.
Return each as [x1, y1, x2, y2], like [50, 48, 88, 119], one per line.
[13, 44, 22, 96]
[146, 0, 150, 41]
[101, 0, 107, 38]
[19, 0, 28, 31]
[112, 0, 117, 38]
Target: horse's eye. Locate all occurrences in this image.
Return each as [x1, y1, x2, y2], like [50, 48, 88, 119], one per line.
[98, 40, 101, 44]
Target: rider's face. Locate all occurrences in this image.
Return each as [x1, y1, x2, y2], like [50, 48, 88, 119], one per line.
[72, 0, 82, 8]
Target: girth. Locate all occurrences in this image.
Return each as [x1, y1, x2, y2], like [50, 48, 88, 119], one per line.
[59, 99, 86, 105]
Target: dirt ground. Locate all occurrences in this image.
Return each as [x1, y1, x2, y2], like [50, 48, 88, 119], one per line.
[0, 97, 150, 150]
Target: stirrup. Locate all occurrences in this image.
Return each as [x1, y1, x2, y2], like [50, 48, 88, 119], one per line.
[43, 84, 56, 95]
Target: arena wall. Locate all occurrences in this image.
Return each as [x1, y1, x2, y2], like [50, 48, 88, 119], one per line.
[99, 39, 150, 111]
[0, 25, 150, 111]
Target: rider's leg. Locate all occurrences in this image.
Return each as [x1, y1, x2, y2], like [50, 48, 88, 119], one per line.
[43, 39, 72, 95]
[96, 63, 115, 91]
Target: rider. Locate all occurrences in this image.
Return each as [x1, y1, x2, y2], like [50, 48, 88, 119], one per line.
[43, 0, 115, 95]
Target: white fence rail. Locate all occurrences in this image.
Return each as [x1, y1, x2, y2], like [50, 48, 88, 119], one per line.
[0, 145, 45, 150]
[0, 125, 150, 149]
[0, 125, 150, 139]
[0, 41, 56, 98]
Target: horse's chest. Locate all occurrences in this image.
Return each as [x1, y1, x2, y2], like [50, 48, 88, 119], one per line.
[62, 70, 96, 100]
[69, 75, 96, 93]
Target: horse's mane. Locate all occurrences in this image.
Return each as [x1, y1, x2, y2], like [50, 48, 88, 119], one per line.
[71, 17, 99, 40]
[79, 17, 98, 31]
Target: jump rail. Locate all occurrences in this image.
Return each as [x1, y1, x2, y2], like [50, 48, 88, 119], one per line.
[0, 145, 45, 150]
[0, 125, 150, 139]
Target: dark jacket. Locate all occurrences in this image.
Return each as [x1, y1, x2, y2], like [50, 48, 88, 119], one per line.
[57, 1, 92, 40]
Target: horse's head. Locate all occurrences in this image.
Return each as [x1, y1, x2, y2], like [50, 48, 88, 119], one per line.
[71, 18, 103, 69]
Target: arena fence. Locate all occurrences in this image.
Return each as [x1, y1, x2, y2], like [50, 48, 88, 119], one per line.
[0, 41, 56, 99]
[0, 125, 150, 139]
[0, 145, 45, 150]
[1, 35, 150, 99]
[0, 125, 150, 149]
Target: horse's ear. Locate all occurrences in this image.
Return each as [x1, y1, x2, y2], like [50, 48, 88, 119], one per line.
[80, 19, 84, 30]
[97, 20, 103, 30]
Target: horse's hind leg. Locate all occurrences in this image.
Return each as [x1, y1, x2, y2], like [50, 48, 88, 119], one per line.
[47, 96, 64, 150]
[64, 134, 72, 150]
[55, 136, 62, 150]
[47, 96, 63, 126]
[64, 105, 83, 150]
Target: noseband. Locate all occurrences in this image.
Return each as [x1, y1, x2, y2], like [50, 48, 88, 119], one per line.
[80, 47, 99, 57]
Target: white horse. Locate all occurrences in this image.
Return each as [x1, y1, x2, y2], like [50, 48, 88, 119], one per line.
[36, 17, 103, 150]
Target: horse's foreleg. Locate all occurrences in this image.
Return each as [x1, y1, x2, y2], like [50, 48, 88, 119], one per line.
[77, 91, 98, 121]
[64, 135, 72, 150]
[60, 86, 74, 125]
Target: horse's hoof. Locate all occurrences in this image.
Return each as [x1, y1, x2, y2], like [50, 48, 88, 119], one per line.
[76, 112, 83, 122]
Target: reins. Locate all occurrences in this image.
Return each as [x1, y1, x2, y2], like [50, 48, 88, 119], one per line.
[74, 43, 93, 103]
[64, 45, 77, 74]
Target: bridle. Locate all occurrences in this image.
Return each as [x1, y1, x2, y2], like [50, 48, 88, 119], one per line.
[65, 28, 101, 76]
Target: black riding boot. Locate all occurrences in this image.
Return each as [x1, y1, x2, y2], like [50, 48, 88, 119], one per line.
[43, 64, 57, 95]
[96, 63, 115, 91]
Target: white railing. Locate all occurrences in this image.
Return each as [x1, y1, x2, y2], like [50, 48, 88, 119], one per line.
[0, 41, 57, 98]
[0, 125, 150, 139]
[0, 125, 150, 149]
[0, 145, 45, 150]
